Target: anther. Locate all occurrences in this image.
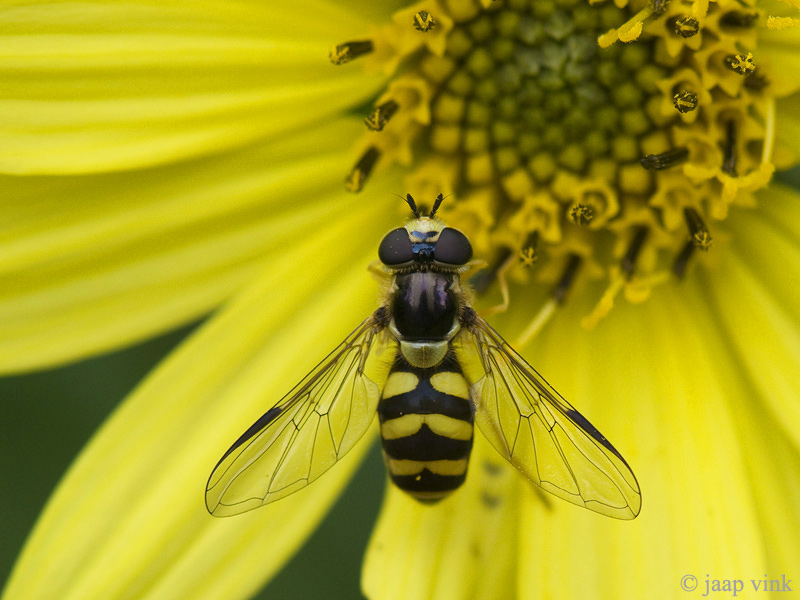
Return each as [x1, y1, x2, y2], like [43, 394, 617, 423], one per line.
[552, 254, 582, 304]
[329, 40, 374, 65]
[413, 11, 436, 32]
[672, 241, 695, 279]
[725, 53, 756, 76]
[673, 90, 698, 113]
[518, 231, 539, 267]
[365, 100, 399, 132]
[621, 227, 649, 277]
[684, 207, 712, 250]
[569, 204, 594, 226]
[345, 146, 380, 193]
[673, 16, 700, 38]
[650, 0, 670, 17]
[722, 120, 738, 176]
[641, 148, 689, 170]
[720, 11, 759, 28]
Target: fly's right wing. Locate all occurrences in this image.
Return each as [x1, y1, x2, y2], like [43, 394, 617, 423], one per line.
[453, 318, 641, 520]
[206, 314, 396, 516]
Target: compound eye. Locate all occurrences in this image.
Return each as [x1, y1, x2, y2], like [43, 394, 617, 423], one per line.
[434, 227, 472, 265]
[378, 228, 414, 266]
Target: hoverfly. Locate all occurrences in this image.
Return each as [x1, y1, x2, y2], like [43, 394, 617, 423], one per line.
[206, 194, 641, 519]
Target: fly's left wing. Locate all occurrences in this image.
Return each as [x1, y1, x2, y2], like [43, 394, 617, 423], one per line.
[453, 317, 641, 519]
[206, 315, 396, 516]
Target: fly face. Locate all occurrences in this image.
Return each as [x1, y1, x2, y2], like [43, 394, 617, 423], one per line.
[377, 194, 473, 272]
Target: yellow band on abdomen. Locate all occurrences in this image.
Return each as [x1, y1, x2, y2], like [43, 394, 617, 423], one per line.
[387, 458, 469, 477]
[380, 413, 473, 440]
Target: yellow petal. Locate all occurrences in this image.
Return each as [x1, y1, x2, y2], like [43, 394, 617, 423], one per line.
[760, 15, 800, 96]
[332, 0, 407, 21]
[0, 0, 385, 174]
[512, 280, 769, 597]
[362, 435, 520, 600]
[701, 183, 800, 452]
[0, 117, 368, 374]
[775, 96, 800, 160]
[2, 194, 397, 600]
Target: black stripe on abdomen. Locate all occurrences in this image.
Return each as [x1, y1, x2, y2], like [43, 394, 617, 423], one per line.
[378, 352, 474, 503]
[382, 424, 472, 461]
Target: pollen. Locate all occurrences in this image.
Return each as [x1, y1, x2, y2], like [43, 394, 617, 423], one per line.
[673, 16, 699, 38]
[570, 204, 594, 227]
[725, 53, 756, 76]
[414, 11, 437, 32]
[672, 90, 698, 113]
[365, 100, 400, 132]
[334, 0, 781, 324]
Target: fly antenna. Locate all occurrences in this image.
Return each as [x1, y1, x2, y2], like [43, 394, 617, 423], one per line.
[429, 193, 445, 218]
[405, 194, 421, 218]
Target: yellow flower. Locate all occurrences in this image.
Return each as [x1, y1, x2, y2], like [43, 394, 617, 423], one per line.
[2, 0, 800, 599]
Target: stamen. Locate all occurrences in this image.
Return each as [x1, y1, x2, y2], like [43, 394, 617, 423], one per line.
[470, 248, 512, 296]
[672, 240, 696, 279]
[552, 253, 582, 304]
[518, 231, 539, 267]
[673, 90, 698, 113]
[621, 227, 649, 277]
[581, 272, 626, 331]
[345, 146, 380, 193]
[598, 4, 653, 46]
[641, 148, 689, 170]
[413, 11, 436, 32]
[720, 11, 759, 28]
[569, 204, 594, 226]
[673, 16, 700, 37]
[725, 53, 756, 76]
[722, 120, 738, 176]
[684, 207, 712, 250]
[651, 0, 670, 17]
[329, 40, 374, 65]
[365, 100, 399, 132]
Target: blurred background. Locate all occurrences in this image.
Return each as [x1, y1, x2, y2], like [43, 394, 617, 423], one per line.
[0, 322, 386, 599]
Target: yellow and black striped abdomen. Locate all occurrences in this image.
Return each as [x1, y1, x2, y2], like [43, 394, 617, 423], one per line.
[378, 353, 474, 502]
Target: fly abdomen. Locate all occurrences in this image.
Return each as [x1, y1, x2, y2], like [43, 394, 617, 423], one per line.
[378, 353, 474, 503]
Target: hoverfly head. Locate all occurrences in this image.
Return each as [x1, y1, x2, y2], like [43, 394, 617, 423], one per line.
[378, 194, 472, 271]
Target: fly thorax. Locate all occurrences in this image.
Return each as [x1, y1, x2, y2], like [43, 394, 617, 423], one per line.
[390, 272, 460, 339]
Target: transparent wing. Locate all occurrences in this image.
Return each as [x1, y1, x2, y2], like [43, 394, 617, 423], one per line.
[206, 314, 396, 516]
[453, 317, 641, 519]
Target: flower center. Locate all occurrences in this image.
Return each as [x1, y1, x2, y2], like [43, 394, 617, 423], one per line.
[333, 0, 780, 326]
[429, 3, 663, 199]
